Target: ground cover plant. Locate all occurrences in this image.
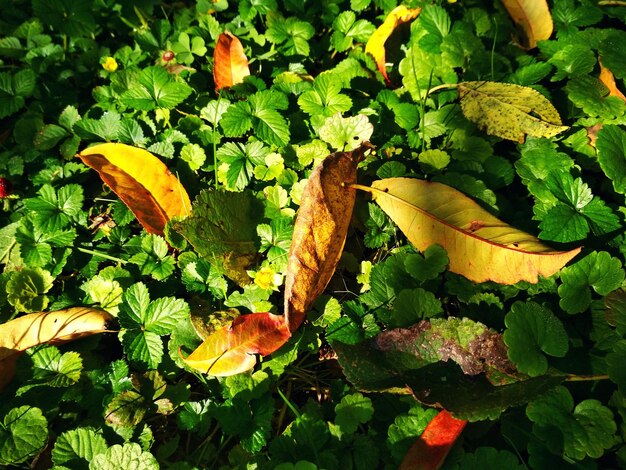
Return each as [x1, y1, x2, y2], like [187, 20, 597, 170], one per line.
[1, 0, 626, 468]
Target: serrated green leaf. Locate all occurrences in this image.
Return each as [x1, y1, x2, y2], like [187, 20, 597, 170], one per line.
[503, 301, 568, 377]
[52, 428, 108, 468]
[334, 393, 374, 435]
[121, 329, 163, 369]
[6, 267, 54, 312]
[89, 443, 158, 470]
[596, 125, 626, 195]
[548, 45, 596, 82]
[319, 113, 373, 151]
[0, 406, 47, 465]
[120, 66, 192, 111]
[558, 251, 624, 314]
[30, 346, 83, 387]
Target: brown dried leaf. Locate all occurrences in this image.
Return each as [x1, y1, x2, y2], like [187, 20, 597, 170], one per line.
[284, 143, 372, 331]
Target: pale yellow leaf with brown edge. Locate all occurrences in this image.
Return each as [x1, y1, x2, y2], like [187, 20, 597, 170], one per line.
[501, 0, 553, 49]
[77, 143, 191, 236]
[458, 81, 568, 143]
[214, 32, 251, 91]
[0, 307, 113, 390]
[284, 143, 373, 332]
[355, 178, 581, 285]
[365, 5, 421, 84]
[182, 312, 291, 376]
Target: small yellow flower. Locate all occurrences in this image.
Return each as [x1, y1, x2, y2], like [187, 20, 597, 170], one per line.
[102, 57, 118, 72]
[254, 266, 282, 291]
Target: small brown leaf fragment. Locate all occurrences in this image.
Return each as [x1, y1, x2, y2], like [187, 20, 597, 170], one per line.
[214, 32, 251, 91]
[599, 60, 626, 102]
[284, 143, 372, 332]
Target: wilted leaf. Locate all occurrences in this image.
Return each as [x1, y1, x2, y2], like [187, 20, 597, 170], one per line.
[284, 143, 372, 332]
[0, 307, 112, 390]
[458, 81, 568, 142]
[333, 318, 566, 421]
[399, 410, 466, 470]
[172, 189, 263, 286]
[501, 0, 553, 49]
[365, 5, 421, 84]
[214, 32, 251, 91]
[357, 178, 580, 284]
[182, 312, 290, 376]
[77, 143, 191, 235]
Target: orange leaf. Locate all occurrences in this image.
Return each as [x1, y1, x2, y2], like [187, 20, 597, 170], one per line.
[284, 144, 372, 332]
[599, 60, 626, 102]
[501, 0, 553, 49]
[400, 410, 467, 470]
[357, 178, 581, 284]
[77, 143, 191, 236]
[214, 32, 251, 91]
[182, 312, 290, 376]
[0, 307, 113, 390]
[365, 5, 421, 84]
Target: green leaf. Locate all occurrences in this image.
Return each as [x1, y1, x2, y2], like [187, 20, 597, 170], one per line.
[538, 203, 589, 242]
[171, 33, 207, 65]
[456, 447, 525, 469]
[74, 112, 121, 141]
[607, 340, 626, 392]
[129, 234, 176, 281]
[599, 30, 626, 80]
[418, 149, 450, 171]
[144, 297, 190, 335]
[121, 66, 192, 111]
[0, 222, 23, 268]
[89, 443, 158, 470]
[81, 276, 123, 315]
[596, 125, 626, 195]
[24, 184, 84, 231]
[6, 267, 54, 312]
[364, 202, 393, 249]
[32, 0, 95, 36]
[558, 251, 624, 314]
[29, 346, 83, 387]
[400, 45, 458, 102]
[526, 386, 617, 460]
[121, 329, 163, 369]
[548, 45, 596, 82]
[34, 124, 69, 151]
[257, 217, 293, 271]
[387, 406, 438, 462]
[180, 143, 206, 171]
[52, 428, 108, 468]
[334, 393, 374, 435]
[266, 13, 314, 56]
[298, 75, 353, 118]
[173, 189, 263, 285]
[503, 301, 568, 377]
[404, 245, 449, 282]
[0, 406, 48, 465]
[319, 113, 373, 151]
[391, 288, 443, 327]
[361, 252, 413, 308]
[0, 69, 35, 118]
[565, 75, 626, 118]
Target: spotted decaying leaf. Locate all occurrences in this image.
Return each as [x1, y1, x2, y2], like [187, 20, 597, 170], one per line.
[357, 177, 581, 284]
[284, 143, 372, 332]
[399, 410, 467, 470]
[214, 31, 251, 91]
[0, 307, 113, 390]
[365, 5, 421, 84]
[78, 143, 191, 236]
[458, 81, 568, 143]
[501, 0, 553, 49]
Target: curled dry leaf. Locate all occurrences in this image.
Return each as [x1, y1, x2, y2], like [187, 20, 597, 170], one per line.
[357, 177, 581, 284]
[458, 81, 568, 143]
[501, 0, 553, 49]
[399, 410, 467, 470]
[365, 5, 421, 84]
[214, 31, 251, 91]
[589, 61, 626, 147]
[182, 312, 290, 376]
[284, 143, 372, 332]
[0, 307, 113, 390]
[78, 143, 191, 236]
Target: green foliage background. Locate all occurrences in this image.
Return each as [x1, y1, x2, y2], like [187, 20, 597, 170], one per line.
[1, 0, 626, 468]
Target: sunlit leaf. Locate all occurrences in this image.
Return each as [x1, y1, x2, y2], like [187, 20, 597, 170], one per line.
[458, 81, 568, 142]
[501, 0, 553, 49]
[214, 32, 251, 91]
[355, 178, 580, 284]
[365, 5, 421, 84]
[77, 143, 191, 235]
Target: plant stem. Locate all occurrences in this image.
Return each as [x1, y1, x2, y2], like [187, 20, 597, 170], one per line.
[565, 374, 610, 382]
[426, 83, 459, 95]
[213, 92, 221, 189]
[77, 247, 127, 264]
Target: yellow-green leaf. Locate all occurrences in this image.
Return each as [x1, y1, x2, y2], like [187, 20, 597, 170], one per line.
[77, 143, 191, 235]
[358, 178, 581, 285]
[501, 0, 553, 49]
[458, 81, 568, 143]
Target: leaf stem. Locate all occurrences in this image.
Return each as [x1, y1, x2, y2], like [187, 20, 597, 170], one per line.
[426, 83, 459, 95]
[213, 92, 222, 189]
[599, 1, 626, 5]
[77, 247, 127, 264]
[565, 374, 610, 382]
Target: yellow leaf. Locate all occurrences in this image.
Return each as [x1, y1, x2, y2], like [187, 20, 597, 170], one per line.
[599, 60, 626, 103]
[365, 5, 421, 84]
[501, 0, 553, 49]
[182, 312, 290, 376]
[458, 81, 568, 143]
[77, 143, 191, 235]
[357, 178, 581, 285]
[0, 307, 113, 390]
[214, 32, 251, 91]
[284, 143, 372, 332]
